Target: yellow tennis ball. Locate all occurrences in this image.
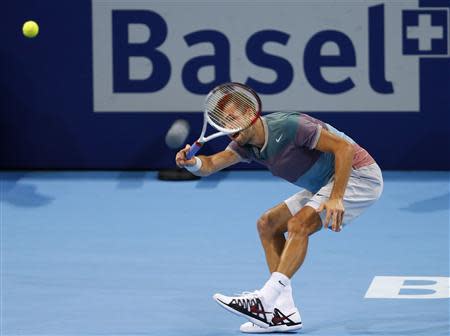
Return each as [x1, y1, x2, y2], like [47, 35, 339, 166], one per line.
[22, 20, 39, 38]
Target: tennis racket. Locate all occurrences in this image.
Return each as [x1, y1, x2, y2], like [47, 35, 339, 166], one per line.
[186, 82, 261, 159]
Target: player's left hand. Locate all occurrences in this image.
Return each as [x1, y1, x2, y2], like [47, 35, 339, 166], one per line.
[316, 198, 345, 232]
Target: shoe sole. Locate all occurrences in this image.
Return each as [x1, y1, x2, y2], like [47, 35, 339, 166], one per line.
[240, 323, 303, 333]
[213, 294, 270, 328]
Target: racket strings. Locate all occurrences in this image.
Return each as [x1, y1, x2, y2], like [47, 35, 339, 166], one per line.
[206, 87, 259, 131]
[209, 108, 251, 130]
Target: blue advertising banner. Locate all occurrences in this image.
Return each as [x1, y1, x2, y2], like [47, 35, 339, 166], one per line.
[1, 0, 449, 169]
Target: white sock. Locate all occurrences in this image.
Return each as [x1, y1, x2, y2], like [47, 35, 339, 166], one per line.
[275, 284, 296, 312]
[259, 272, 291, 309]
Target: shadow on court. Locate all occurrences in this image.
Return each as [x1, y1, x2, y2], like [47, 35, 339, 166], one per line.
[116, 171, 150, 189]
[400, 192, 450, 213]
[0, 172, 54, 207]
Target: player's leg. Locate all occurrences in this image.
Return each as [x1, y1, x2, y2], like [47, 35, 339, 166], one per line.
[216, 195, 312, 331]
[237, 203, 303, 332]
[276, 163, 383, 278]
[257, 188, 315, 273]
[276, 206, 322, 277]
[256, 202, 292, 273]
[214, 164, 383, 329]
[234, 198, 324, 329]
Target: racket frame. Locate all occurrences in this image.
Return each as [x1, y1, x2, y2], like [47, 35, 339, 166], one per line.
[186, 83, 261, 160]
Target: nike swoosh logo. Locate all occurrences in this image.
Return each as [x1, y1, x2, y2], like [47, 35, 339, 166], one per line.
[276, 135, 283, 142]
[271, 309, 297, 325]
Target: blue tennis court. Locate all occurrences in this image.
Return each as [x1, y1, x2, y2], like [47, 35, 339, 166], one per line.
[1, 170, 448, 335]
[3, 0, 450, 335]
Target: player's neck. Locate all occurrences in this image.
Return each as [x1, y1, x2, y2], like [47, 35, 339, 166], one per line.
[249, 117, 265, 148]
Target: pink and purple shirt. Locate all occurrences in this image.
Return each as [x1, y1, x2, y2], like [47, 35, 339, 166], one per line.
[226, 112, 375, 193]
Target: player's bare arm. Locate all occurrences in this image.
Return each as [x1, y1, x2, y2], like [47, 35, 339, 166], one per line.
[315, 128, 355, 232]
[175, 145, 240, 176]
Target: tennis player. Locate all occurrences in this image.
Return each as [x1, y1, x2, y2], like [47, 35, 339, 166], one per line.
[176, 106, 383, 333]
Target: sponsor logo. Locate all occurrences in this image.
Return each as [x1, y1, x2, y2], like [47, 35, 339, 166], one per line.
[365, 276, 450, 299]
[92, 1, 449, 112]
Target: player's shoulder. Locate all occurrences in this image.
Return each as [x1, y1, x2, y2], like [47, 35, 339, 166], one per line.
[262, 112, 299, 142]
[264, 111, 317, 122]
[265, 111, 314, 130]
[265, 111, 300, 120]
[265, 111, 299, 126]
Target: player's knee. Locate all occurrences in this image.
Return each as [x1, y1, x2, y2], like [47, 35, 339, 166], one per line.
[287, 218, 307, 236]
[287, 215, 319, 237]
[257, 212, 276, 238]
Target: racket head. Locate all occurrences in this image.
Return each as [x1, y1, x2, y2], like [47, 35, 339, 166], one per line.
[204, 82, 261, 134]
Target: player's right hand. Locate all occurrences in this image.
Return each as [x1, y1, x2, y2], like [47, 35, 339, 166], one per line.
[175, 144, 197, 168]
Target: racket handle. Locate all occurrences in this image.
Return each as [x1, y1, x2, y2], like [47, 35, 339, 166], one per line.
[186, 142, 202, 159]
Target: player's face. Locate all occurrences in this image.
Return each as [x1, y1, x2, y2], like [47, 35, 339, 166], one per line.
[223, 102, 245, 123]
[229, 124, 254, 146]
[222, 102, 252, 145]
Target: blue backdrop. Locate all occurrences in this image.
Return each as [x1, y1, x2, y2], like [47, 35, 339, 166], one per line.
[1, 0, 449, 170]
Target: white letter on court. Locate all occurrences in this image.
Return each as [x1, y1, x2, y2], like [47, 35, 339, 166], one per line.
[365, 276, 450, 299]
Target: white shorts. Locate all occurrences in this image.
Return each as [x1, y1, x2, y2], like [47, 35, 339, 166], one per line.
[284, 163, 383, 226]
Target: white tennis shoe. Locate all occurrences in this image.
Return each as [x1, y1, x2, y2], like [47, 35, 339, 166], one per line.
[213, 290, 273, 328]
[240, 307, 302, 333]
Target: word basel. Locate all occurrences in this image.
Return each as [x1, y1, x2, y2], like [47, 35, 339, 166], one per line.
[113, 4, 392, 95]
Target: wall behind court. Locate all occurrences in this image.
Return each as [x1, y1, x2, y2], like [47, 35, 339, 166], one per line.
[1, 0, 449, 170]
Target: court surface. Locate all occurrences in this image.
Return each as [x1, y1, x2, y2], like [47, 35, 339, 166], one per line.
[1, 171, 449, 336]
